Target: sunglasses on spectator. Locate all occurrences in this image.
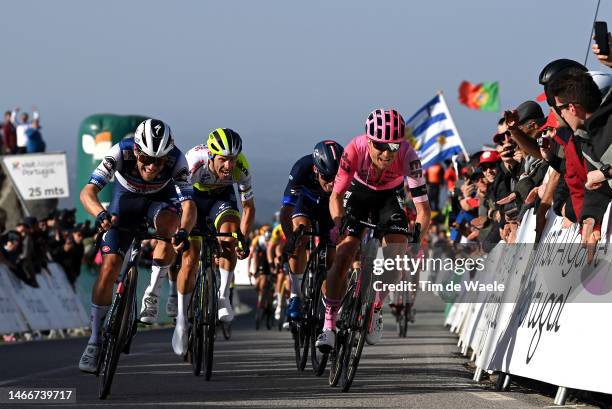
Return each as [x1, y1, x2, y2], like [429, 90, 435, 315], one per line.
[137, 153, 167, 166]
[554, 102, 577, 111]
[371, 140, 400, 152]
[480, 163, 497, 171]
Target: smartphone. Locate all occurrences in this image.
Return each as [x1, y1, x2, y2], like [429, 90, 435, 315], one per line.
[595, 21, 610, 56]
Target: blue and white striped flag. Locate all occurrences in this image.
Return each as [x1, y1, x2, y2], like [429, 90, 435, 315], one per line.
[405, 92, 468, 169]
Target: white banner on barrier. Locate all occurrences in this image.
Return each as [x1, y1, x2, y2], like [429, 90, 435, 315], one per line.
[0, 266, 28, 333]
[463, 204, 612, 395]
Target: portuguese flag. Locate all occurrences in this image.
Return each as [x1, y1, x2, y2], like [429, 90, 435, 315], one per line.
[458, 81, 499, 112]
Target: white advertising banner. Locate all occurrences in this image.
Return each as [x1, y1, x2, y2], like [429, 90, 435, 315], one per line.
[0, 266, 28, 333]
[1, 153, 69, 199]
[455, 204, 612, 395]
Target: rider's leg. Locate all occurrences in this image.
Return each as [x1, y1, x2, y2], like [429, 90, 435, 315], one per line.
[166, 262, 178, 317]
[172, 238, 200, 355]
[288, 215, 311, 299]
[90, 253, 123, 344]
[324, 235, 361, 329]
[140, 210, 180, 324]
[376, 234, 408, 307]
[217, 215, 240, 322]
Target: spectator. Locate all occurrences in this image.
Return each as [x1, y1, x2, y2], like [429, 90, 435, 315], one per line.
[12, 107, 39, 154]
[2, 111, 16, 154]
[25, 119, 45, 153]
[51, 229, 85, 289]
[425, 162, 444, 211]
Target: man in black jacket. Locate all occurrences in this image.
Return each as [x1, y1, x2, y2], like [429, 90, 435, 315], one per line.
[547, 70, 606, 262]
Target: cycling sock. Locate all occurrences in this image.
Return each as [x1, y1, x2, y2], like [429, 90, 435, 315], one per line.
[289, 273, 303, 298]
[168, 278, 177, 297]
[176, 291, 191, 328]
[323, 296, 341, 331]
[146, 262, 169, 297]
[219, 268, 233, 301]
[89, 304, 109, 345]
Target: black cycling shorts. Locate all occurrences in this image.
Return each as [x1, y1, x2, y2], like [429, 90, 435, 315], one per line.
[343, 179, 409, 238]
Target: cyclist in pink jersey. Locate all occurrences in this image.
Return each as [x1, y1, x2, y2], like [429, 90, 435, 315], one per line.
[316, 109, 431, 352]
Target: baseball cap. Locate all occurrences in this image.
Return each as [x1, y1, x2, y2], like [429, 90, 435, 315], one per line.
[479, 150, 501, 166]
[516, 101, 546, 126]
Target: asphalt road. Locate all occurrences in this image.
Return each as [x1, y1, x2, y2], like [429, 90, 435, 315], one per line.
[0, 289, 592, 409]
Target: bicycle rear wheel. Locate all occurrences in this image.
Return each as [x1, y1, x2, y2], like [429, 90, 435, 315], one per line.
[203, 267, 217, 381]
[98, 267, 136, 399]
[310, 271, 328, 376]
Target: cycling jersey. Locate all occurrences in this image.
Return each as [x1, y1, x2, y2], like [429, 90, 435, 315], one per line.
[88, 138, 192, 201]
[335, 135, 428, 202]
[185, 144, 253, 202]
[282, 155, 329, 206]
[270, 224, 285, 244]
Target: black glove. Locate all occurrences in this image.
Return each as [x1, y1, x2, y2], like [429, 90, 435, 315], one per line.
[95, 210, 111, 229]
[173, 228, 190, 251]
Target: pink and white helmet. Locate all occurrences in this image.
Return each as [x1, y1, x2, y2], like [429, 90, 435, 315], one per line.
[365, 108, 405, 143]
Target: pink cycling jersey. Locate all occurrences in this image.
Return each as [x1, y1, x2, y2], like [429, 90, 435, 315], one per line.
[334, 134, 428, 203]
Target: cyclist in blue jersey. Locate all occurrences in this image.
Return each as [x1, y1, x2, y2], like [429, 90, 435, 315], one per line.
[281, 140, 344, 322]
[78, 119, 196, 373]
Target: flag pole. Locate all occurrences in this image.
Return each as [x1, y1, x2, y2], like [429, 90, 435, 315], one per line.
[437, 90, 470, 162]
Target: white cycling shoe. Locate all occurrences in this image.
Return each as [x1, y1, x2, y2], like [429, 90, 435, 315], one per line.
[365, 309, 383, 345]
[166, 294, 178, 318]
[78, 343, 100, 373]
[218, 298, 234, 323]
[315, 329, 335, 353]
[172, 323, 188, 356]
[139, 294, 159, 324]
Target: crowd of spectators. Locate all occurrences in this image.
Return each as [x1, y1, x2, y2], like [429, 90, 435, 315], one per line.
[1, 107, 46, 154]
[0, 209, 95, 289]
[430, 41, 612, 258]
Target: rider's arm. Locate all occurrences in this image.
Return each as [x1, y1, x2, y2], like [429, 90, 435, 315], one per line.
[80, 183, 105, 218]
[329, 191, 344, 228]
[267, 241, 277, 266]
[179, 200, 197, 233]
[240, 198, 255, 238]
[80, 145, 122, 217]
[280, 205, 294, 240]
[403, 151, 431, 238]
[414, 200, 431, 240]
[173, 152, 196, 232]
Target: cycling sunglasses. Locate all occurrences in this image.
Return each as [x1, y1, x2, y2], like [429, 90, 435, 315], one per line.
[319, 172, 335, 183]
[137, 153, 167, 166]
[371, 140, 400, 152]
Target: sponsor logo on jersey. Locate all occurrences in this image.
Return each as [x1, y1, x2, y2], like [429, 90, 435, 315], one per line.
[101, 245, 111, 253]
[340, 151, 351, 173]
[102, 156, 116, 172]
[409, 160, 423, 179]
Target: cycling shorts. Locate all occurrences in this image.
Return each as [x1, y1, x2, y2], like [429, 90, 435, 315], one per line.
[101, 182, 181, 257]
[192, 186, 240, 232]
[292, 193, 334, 242]
[343, 179, 409, 238]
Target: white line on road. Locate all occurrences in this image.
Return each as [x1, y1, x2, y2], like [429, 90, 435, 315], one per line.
[469, 391, 515, 401]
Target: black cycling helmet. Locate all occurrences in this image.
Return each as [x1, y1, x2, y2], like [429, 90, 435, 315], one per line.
[539, 59, 587, 86]
[312, 140, 344, 179]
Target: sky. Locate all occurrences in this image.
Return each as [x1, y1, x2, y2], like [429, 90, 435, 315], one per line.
[3, 0, 611, 222]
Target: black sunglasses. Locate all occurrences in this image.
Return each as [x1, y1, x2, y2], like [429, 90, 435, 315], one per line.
[318, 172, 335, 183]
[371, 140, 400, 152]
[137, 152, 167, 166]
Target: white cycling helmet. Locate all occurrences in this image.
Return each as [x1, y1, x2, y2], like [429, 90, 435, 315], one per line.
[589, 71, 612, 99]
[134, 118, 174, 157]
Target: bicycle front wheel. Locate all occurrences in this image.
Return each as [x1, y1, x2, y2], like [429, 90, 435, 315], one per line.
[98, 267, 136, 399]
[203, 267, 217, 381]
[341, 301, 372, 392]
[189, 274, 204, 376]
